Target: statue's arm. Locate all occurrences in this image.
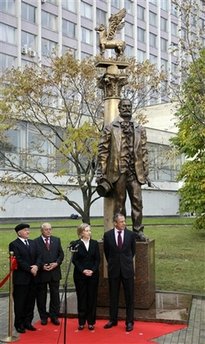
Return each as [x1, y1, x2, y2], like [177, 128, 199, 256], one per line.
[141, 127, 149, 179]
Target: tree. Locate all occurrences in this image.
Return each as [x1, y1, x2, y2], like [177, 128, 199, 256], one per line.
[169, 1, 205, 230]
[0, 52, 163, 223]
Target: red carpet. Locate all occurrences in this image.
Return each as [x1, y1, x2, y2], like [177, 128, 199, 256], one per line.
[14, 319, 187, 344]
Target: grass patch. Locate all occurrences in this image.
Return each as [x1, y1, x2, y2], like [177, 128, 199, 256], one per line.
[0, 217, 204, 295]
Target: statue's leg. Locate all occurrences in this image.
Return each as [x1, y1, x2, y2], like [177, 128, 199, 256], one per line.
[127, 177, 147, 241]
[113, 174, 127, 218]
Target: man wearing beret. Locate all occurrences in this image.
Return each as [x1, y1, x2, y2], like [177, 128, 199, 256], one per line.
[9, 223, 41, 334]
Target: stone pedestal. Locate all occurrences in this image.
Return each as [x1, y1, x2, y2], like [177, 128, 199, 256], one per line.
[97, 239, 155, 310]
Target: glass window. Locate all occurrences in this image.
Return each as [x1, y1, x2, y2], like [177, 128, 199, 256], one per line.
[161, 17, 167, 32]
[0, 128, 20, 168]
[149, 32, 157, 48]
[111, 0, 120, 8]
[161, 58, 168, 71]
[96, 8, 106, 25]
[81, 27, 92, 45]
[62, 46, 77, 58]
[21, 31, 36, 49]
[137, 27, 145, 43]
[81, 51, 92, 59]
[171, 22, 177, 36]
[149, 0, 157, 5]
[137, 5, 145, 21]
[42, 11, 57, 31]
[0, 23, 15, 44]
[126, 45, 134, 57]
[62, 19, 76, 38]
[124, 0, 133, 15]
[0, 53, 15, 73]
[171, 3, 177, 16]
[160, 0, 168, 11]
[137, 49, 146, 62]
[149, 11, 157, 26]
[42, 38, 57, 56]
[0, 0, 15, 15]
[149, 54, 157, 64]
[22, 2, 35, 23]
[62, 0, 77, 12]
[125, 22, 133, 37]
[81, 1, 92, 19]
[161, 37, 167, 52]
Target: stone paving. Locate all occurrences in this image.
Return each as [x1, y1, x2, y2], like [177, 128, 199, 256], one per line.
[0, 294, 204, 343]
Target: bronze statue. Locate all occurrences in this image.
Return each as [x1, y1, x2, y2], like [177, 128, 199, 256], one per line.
[95, 8, 126, 59]
[96, 99, 150, 241]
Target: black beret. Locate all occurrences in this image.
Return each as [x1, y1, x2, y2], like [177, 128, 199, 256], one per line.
[15, 223, 30, 233]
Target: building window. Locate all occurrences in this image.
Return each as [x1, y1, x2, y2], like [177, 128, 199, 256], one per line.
[149, 32, 157, 48]
[124, 0, 133, 15]
[137, 27, 145, 43]
[149, 0, 157, 5]
[111, 0, 120, 8]
[0, 23, 15, 44]
[42, 38, 57, 56]
[126, 45, 134, 57]
[161, 58, 168, 71]
[161, 17, 167, 32]
[0, 0, 15, 15]
[81, 1, 92, 19]
[62, 0, 77, 13]
[149, 54, 157, 65]
[125, 22, 133, 38]
[0, 53, 15, 73]
[81, 27, 92, 45]
[171, 22, 178, 36]
[22, 2, 35, 23]
[137, 5, 145, 21]
[21, 31, 36, 50]
[171, 3, 177, 16]
[62, 19, 76, 38]
[160, 0, 168, 11]
[62, 46, 77, 58]
[161, 37, 168, 52]
[96, 8, 106, 25]
[81, 51, 92, 59]
[0, 128, 20, 169]
[42, 11, 57, 31]
[149, 11, 157, 27]
[137, 49, 146, 62]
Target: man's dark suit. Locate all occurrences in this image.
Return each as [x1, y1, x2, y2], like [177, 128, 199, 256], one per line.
[34, 236, 64, 321]
[72, 239, 100, 326]
[9, 238, 41, 330]
[103, 228, 136, 325]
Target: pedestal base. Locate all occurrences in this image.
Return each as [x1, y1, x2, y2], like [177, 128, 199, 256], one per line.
[97, 239, 155, 310]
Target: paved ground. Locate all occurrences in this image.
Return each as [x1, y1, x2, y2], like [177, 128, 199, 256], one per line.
[0, 294, 204, 343]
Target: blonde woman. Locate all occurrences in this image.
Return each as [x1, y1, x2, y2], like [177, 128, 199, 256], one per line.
[72, 223, 100, 331]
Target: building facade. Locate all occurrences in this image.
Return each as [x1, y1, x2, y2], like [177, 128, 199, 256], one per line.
[0, 0, 204, 219]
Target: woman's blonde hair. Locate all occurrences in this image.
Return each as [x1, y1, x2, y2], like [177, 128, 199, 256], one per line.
[77, 223, 90, 237]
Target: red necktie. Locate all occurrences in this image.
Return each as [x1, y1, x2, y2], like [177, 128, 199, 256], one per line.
[117, 231, 122, 249]
[45, 238, 50, 250]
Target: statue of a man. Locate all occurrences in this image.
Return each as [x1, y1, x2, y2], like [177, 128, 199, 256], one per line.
[96, 98, 150, 241]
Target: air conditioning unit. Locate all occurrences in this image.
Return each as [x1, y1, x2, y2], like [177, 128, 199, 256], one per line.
[28, 48, 36, 57]
[41, 0, 47, 3]
[21, 45, 28, 55]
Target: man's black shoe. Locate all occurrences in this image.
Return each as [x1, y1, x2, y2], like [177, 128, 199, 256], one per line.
[41, 319, 48, 325]
[25, 324, 37, 331]
[15, 327, 25, 333]
[51, 317, 60, 325]
[104, 321, 117, 329]
[126, 323, 133, 332]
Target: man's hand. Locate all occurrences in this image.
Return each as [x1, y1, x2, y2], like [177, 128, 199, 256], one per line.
[30, 264, 38, 276]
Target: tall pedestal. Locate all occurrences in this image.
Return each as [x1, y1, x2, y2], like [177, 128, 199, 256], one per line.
[97, 239, 155, 311]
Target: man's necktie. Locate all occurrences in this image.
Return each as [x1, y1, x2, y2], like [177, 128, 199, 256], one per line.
[117, 231, 122, 249]
[45, 237, 50, 250]
[24, 239, 29, 247]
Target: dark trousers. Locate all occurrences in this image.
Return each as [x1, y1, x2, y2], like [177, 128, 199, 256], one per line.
[74, 276, 99, 326]
[113, 173, 142, 231]
[13, 283, 36, 328]
[108, 274, 134, 325]
[36, 280, 60, 319]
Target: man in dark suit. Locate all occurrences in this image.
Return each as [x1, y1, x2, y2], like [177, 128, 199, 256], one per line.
[9, 223, 41, 333]
[103, 213, 136, 332]
[34, 222, 64, 325]
[97, 98, 150, 241]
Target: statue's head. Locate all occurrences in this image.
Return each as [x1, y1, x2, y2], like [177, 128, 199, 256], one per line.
[118, 98, 132, 121]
